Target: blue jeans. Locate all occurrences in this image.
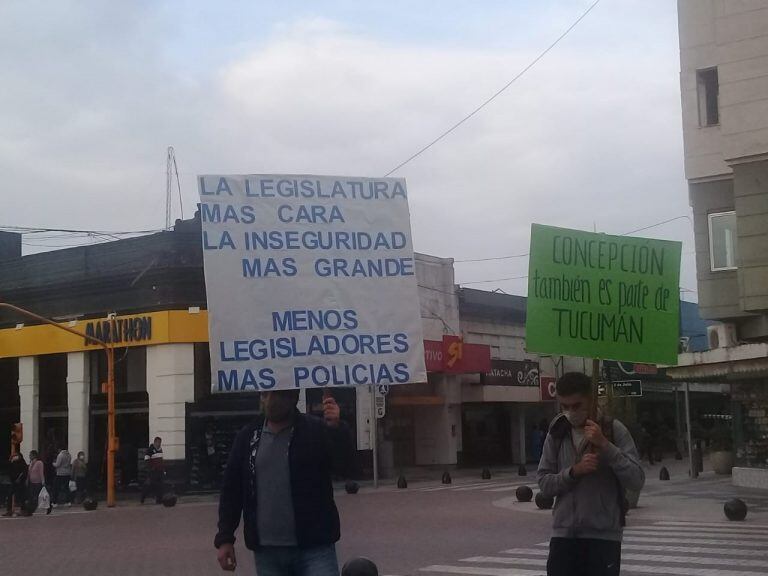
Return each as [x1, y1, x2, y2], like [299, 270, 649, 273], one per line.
[254, 545, 339, 576]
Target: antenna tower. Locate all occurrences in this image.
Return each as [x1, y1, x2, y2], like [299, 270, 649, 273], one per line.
[165, 146, 184, 229]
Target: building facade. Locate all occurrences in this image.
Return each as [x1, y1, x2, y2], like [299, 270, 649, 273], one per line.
[0, 216, 486, 488]
[674, 0, 768, 487]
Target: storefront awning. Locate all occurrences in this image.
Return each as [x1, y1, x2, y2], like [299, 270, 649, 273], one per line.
[667, 343, 768, 381]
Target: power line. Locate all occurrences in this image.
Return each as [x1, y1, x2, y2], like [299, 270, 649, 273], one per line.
[418, 283, 458, 297]
[461, 274, 529, 286]
[383, 0, 602, 177]
[620, 215, 693, 237]
[1, 225, 163, 235]
[453, 214, 693, 264]
[455, 252, 529, 263]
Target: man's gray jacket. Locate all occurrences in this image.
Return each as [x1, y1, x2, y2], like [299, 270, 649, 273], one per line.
[537, 416, 645, 541]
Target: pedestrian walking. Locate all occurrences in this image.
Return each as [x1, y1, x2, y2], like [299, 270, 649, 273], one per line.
[205, 424, 220, 487]
[537, 372, 645, 576]
[71, 451, 88, 503]
[24, 450, 51, 515]
[3, 452, 27, 517]
[141, 437, 165, 504]
[53, 447, 73, 507]
[214, 390, 356, 575]
[530, 424, 545, 462]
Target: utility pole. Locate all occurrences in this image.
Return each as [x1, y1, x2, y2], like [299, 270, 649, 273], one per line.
[0, 303, 117, 506]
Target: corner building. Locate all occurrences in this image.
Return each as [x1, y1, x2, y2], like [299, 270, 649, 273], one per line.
[0, 215, 478, 487]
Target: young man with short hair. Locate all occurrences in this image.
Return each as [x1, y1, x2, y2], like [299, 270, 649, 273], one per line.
[537, 372, 645, 576]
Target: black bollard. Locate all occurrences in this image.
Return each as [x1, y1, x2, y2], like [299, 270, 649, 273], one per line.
[162, 492, 178, 507]
[441, 471, 452, 485]
[345, 481, 360, 494]
[482, 468, 492, 480]
[515, 485, 533, 502]
[397, 475, 408, 489]
[342, 557, 379, 576]
[535, 492, 554, 510]
[518, 464, 528, 476]
[724, 498, 748, 521]
[659, 467, 670, 481]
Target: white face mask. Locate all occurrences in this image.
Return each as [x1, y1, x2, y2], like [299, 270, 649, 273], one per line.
[564, 409, 588, 428]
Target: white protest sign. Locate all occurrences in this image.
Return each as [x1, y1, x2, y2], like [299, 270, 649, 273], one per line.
[198, 174, 427, 393]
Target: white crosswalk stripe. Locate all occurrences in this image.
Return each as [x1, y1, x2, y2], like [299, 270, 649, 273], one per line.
[625, 524, 768, 535]
[417, 481, 535, 493]
[418, 520, 768, 576]
[624, 529, 768, 541]
[655, 520, 768, 530]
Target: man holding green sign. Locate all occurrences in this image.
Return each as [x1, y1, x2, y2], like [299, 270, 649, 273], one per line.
[528, 224, 679, 576]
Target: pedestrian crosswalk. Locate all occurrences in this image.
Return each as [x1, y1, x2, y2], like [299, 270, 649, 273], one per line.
[417, 520, 768, 576]
[416, 480, 537, 493]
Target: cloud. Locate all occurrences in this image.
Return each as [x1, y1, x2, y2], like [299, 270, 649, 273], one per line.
[0, 2, 695, 296]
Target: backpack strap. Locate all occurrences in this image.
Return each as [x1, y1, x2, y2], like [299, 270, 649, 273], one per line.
[599, 415, 628, 527]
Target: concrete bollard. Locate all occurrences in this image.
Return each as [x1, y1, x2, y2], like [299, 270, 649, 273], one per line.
[161, 493, 178, 507]
[345, 481, 360, 494]
[342, 557, 379, 576]
[724, 498, 748, 521]
[515, 485, 533, 502]
[535, 492, 554, 509]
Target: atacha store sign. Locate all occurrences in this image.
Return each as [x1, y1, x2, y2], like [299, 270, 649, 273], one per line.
[481, 360, 540, 387]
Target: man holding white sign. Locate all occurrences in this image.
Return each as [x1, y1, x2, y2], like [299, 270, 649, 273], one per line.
[203, 174, 424, 575]
[214, 389, 355, 575]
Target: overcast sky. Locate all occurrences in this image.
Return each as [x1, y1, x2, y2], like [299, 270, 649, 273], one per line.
[1, 0, 695, 299]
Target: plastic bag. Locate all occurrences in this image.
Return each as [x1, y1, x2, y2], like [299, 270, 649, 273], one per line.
[69, 480, 77, 492]
[38, 486, 50, 510]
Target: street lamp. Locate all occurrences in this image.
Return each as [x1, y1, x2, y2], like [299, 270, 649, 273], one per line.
[0, 302, 117, 507]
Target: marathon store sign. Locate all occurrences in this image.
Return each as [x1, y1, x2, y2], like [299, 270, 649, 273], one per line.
[481, 360, 540, 387]
[84, 316, 152, 346]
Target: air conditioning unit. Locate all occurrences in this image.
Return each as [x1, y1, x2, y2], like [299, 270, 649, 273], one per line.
[707, 323, 738, 350]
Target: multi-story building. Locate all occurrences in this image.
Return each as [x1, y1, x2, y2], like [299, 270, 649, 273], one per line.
[0, 216, 471, 487]
[672, 0, 768, 487]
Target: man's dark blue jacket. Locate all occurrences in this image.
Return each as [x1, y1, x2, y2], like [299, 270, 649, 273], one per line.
[214, 410, 356, 550]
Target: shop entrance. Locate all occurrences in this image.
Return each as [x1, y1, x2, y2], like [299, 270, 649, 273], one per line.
[461, 403, 511, 466]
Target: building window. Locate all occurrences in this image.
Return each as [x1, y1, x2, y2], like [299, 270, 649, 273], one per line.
[697, 67, 719, 127]
[709, 211, 737, 271]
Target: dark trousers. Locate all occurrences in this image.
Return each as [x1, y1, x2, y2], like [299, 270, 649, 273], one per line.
[141, 469, 164, 503]
[5, 482, 25, 514]
[547, 538, 621, 576]
[74, 477, 87, 503]
[54, 475, 72, 504]
[26, 483, 43, 514]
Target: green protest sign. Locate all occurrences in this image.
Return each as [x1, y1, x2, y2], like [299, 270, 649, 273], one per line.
[526, 224, 682, 365]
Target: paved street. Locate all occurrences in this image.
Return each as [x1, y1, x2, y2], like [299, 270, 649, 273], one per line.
[2, 465, 768, 576]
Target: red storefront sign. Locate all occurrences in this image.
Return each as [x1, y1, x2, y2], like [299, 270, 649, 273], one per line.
[540, 376, 557, 401]
[423, 336, 491, 374]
